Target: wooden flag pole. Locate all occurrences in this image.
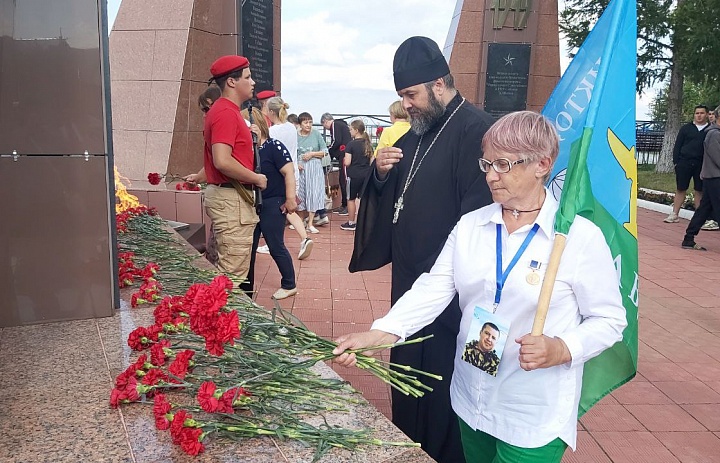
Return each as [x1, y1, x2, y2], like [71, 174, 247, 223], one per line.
[531, 234, 567, 336]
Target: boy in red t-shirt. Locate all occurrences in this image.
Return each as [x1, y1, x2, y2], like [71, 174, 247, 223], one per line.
[202, 55, 267, 282]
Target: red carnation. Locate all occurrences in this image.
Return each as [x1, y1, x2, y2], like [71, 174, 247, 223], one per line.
[211, 274, 234, 291]
[109, 376, 140, 408]
[141, 367, 169, 387]
[109, 388, 123, 408]
[175, 183, 184, 190]
[130, 293, 146, 308]
[218, 310, 240, 345]
[141, 262, 160, 279]
[204, 336, 226, 357]
[170, 409, 189, 444]
[127, 325, 162, 350]
[147, 172, 162, 185]
[197, 381, 221, 413]
[153, 394, 172, 430]
[153, 302, 173, 326]
[154, 295, 185, 326]
[220, 386, 250, 411]
[150, 340, 171, 366]
[127, 327, 147, 350]
[115, 354, 149, 387]
[168, 349, 195, 380]
[376, 126, 384, 136]
[179, 427, 205, 456]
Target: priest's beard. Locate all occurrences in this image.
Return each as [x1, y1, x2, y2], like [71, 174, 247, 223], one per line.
[408, 90, 446, 135]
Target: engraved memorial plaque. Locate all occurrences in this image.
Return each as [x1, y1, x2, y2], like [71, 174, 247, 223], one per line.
[484, 43, 531, 118]
[241, 0, 274, 92]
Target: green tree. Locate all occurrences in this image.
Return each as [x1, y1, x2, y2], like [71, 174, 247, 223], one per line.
[650, 81, 720, 122]
[559, 0, 720, 173]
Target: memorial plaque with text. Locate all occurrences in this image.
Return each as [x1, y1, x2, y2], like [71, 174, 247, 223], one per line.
[241, 0, 274, 91]
[484, 43, 531, 118]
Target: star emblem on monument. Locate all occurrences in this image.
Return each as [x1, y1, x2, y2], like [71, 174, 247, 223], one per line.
[504, 54, 515, 66]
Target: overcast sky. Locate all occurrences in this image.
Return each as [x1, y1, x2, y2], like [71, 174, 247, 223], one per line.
[107, 0, 652, 120]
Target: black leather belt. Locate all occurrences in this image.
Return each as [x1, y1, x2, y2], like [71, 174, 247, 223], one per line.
[215, 182, 252, 190]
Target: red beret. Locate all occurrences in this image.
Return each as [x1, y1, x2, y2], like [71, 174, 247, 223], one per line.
[256, 90, 276, 100]
[210, 55, 249, 79]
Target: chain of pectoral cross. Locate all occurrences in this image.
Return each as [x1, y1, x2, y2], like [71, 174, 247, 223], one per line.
[393, 98, 466, 224]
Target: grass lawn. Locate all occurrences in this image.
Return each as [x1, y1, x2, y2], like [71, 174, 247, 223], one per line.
[638, 164, 676, 193]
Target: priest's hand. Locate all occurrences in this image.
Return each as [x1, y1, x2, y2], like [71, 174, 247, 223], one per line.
[375, 147, 403, 180]
[515, 334, 572, 371]
[332, 330, 400, 367]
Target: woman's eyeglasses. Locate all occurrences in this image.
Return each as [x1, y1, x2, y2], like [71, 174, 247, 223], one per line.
[479, 157, 529, 174]
[200, 107, 210, 114]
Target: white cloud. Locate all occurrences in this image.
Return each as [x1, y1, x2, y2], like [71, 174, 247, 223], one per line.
[280, 0, 455, 119]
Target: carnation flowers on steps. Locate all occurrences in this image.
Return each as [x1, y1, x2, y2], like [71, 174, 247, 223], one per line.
[111, 206, 439, 459]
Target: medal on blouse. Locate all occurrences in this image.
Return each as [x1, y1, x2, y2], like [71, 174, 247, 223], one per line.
[526, 260, 542, 285]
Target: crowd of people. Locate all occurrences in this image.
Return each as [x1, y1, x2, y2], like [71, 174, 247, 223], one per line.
[189, 36, 632, 463]
[188, 57, 401, 301]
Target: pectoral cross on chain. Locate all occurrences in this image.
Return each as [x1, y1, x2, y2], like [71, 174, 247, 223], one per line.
[393, 196, 404, 224]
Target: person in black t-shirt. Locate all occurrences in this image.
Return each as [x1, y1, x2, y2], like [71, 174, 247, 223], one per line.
[321, 113, 352, 215]
[664, 105, 710, 223]
[341, 120, 373, 231]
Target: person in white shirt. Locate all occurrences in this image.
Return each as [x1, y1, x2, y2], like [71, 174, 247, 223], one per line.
[333, 111, 626, 463]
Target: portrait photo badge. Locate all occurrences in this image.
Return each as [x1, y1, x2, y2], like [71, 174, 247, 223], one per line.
[461, 307, 511, 377]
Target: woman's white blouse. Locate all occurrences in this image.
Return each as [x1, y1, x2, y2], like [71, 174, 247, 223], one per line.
[371, 191, 627, 450]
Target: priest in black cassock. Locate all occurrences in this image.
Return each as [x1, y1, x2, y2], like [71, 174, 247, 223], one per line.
[349, 36, 494, 462]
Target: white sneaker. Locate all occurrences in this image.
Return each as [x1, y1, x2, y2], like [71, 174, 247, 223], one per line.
[307, 225, 320, 234]
[663, 213, 679, 223]
[701, 220, 719, 231]
[256, 245, 269, 254]
[314, 215, 330, 226]
[272, 287, 297, 300]
[298, 238, 313, 260]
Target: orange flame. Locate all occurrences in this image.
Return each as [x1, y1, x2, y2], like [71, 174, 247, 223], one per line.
[114, 166, 140, 213]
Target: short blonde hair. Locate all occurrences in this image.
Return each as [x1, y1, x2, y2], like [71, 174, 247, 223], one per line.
[481, 111, 559, 164]
[388, 100, 408, 120]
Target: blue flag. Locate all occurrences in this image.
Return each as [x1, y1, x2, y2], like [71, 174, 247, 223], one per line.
[542, 0, 639, 416]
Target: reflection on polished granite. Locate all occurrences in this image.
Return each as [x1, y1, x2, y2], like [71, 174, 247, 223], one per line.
[0, 297, 432, 463]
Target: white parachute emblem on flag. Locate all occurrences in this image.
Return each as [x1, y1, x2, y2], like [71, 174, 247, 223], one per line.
[549, 169, 566, 201]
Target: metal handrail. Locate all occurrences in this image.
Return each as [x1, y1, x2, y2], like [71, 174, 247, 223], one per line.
[313, 113, 394, 145]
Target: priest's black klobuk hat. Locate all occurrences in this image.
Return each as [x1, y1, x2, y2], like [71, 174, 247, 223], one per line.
[393, 36, 450, 91]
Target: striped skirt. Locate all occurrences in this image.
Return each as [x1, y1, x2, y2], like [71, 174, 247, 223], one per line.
[297, 158, 325, 212]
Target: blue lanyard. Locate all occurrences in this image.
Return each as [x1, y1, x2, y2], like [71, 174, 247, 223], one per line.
[494, 223, 540, 308]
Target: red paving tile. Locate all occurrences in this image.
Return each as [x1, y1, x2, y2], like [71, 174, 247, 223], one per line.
[611, 379, 672, 404]
[653, 432, 720, 463]
[682, 404, 720, 432]
[625, 404, 706, 432]
[579, 404, 645, 432]
[592, 431, 680, 462]
[252, 206, 720, 461]
[653, 381, 720, 404]
[562, 431, 612, 463]
[637, 361, 697, 382]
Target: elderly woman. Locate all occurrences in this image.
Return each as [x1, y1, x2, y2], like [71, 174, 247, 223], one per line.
[296, 112, 328, 233]
[334, 111, 626, 462]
